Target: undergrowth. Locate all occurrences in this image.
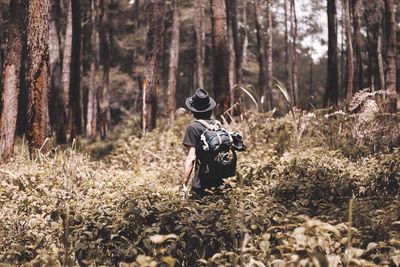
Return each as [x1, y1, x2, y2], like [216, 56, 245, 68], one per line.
[0, 111, 399, 266]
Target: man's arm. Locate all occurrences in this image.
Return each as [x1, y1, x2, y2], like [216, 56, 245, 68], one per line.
[182, 147, 196, 187]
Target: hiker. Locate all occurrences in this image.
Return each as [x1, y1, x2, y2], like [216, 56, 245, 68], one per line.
[181, 88, 244, 197]
[181, 88, 219, 197]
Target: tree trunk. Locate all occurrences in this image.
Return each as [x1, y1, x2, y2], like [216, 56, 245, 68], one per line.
[87, 0, 99, 137]
[384, 0, 397, 112]
[377, 20, 385, 90]
[210, 0, 231, 117]
[142, 0, 166, 133]
[167, 0, 180, 123]
[228, 0, 243, 115]
[254, 0, 266, 106]
[60, 0, 73, 143]
[98, 0, 111, 138]
[26, 0, 50, 157]
[226, 0, 236, 91]
[284, 0, 290, 92]
[344, 0, 354, 103]
[324, 0, 339, 107]
[265, 0, 273, 111]
[49, 0, 62, 140]
[352, 0, 363, 91]
[0, 0, 25, 160]
[340, 1, 345, 101]
[230, 0, 242, 84]
[241, 0, 248, 70]
[194, 0, 205, 89]
[290, 0, 298, 107]
[69, 0, 82, 138]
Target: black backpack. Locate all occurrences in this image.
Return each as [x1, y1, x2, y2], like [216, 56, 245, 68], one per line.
[195, 120, 246, 180]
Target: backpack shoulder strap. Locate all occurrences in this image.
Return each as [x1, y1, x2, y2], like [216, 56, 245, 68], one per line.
[196, 119, 214, 130]
[196, 119, 222, 130]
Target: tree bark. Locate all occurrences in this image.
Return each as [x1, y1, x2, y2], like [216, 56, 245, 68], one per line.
[265, 0, 273, 111]
[226, 0, 236, 90]
[142, 0, 166, 133]
[98, 0, 111, 138]
[86, 0, 99, 137]
[194, 0, 205, 89]
[254, 0, 266, 106]
[352, 0, 363, 91]
[241, 0, 248, 70]
[290, 0, 298, 107]
[324, 0, 339, 107]
[344, 0, 354, 103]
[210, 0, 231, 117]
[384, 0, 397, 112]
[26, 0, 50, 157]
[377, 20, 385, 90]
[69, 0, 82, 138]
[229, 0, 242, 84]
[0, 0, 25, 160]
[167, 0, 180, 123]
[60, 0, 73, 143]
[284, 0, 290, 92]
[49, 0, 62, 140]
[228, 0, 243, 115]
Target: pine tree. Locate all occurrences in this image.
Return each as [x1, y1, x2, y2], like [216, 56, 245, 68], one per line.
[210, 0, 231, 117]
[383, 0, 397, 112]
[142, 0, 166, 132]
[167, 0, 180, 123]
[324, 0, 339, 107]
[0, 0, 25, 160]
[26, 0, 51, 157]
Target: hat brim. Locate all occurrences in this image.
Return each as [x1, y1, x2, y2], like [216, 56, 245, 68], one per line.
[185, 97, 216, 113]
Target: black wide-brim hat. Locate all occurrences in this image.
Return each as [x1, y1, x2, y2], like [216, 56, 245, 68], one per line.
[185, 88, 216, 113]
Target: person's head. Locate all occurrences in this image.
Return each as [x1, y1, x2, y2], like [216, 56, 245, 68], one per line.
[185, 88, 215, 119]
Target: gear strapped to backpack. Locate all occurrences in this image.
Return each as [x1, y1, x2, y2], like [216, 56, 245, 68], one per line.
[195, 120, 246, 180]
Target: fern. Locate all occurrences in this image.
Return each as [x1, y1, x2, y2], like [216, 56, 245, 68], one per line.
[232, 84, 260, 110]
[348, 88, 386, 113]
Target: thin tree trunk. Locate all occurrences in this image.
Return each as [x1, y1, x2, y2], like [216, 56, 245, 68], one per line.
[366, 25, 375, 91]
[226, 0, 236, 91]
[87, 0, 99, 137]
[344, 0, 354, 103]
[290, 0, 298, 107]
[309, 54, 313, 108]
[26, 0, 50, 157]
[210, 0, 231, 117]
[60, 0, 73, 143]
[231, 0, 242, 84]
[99, 0, 111, 138]
[384, 0, 397, 112]
[167, 0, 180, 123]
[0, 0, 25, 160]
[194, 0, 205, 89]
[324, 0, 339, 107]
[352, 0, 363, 91]
[340, 1, 345, 101]
[284, 0, 290, 91]
[377, 20, 385, 90]
[49, 0, 62, 139]
[142, 0, 166, 133]
[254, 0, 266, 105]
[265, 0, 273, 111]
[69, 0, 82, 138]
[241, 0, 248, 70]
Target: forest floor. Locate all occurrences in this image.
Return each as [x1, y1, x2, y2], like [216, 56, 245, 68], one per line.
[1, 111, 400, 266]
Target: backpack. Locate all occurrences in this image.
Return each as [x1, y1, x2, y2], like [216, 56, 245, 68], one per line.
[195, 120, 246, 180]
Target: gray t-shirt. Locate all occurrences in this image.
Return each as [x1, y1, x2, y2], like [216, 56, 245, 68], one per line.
[182, 120, 223, 190]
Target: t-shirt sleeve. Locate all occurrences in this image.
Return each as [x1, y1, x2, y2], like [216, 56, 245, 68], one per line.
[182, 125, 197, 147]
